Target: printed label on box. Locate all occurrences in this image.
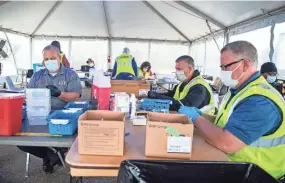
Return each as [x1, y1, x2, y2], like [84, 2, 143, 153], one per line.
[167, 136, 191, 153]
[82, 127, 119, 151]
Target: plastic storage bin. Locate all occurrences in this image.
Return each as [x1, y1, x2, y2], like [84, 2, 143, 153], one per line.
[140, 99, 172, 113]
[47, 110, 82, 135]
[64, 101, 90, 112]
[117, 160, 279, 183]
[0, 94, 25, 136]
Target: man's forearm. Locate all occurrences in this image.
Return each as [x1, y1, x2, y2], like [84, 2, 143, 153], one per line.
[59, 92, 80, 102]
[194, 116, 242, 154]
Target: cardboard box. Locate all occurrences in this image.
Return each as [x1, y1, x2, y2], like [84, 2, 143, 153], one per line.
[111, 80, 150, 97]
[78, 110, 125, 156]
[145, 112, 194, 159]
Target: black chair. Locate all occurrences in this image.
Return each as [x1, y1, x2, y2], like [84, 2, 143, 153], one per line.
[117, 160, 279, 183]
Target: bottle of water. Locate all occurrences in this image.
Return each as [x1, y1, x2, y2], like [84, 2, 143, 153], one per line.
[152, 80, 158, 92]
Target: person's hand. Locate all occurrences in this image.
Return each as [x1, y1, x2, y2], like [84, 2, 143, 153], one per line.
[46, 85, 61, 97]
[178, 106, 202, 123]
[148, 91, 157, 98]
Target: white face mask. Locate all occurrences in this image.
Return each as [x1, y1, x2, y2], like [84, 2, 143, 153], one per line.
[220, 63, 243, 88]
[45, 59, 59, 73]
[176, 70, 187, 81]
[267, 75, 277, 83]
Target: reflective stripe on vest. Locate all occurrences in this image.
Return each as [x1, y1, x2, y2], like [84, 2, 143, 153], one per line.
[60, 53, 64, 64]
[214, 76, 285, 179]
[173, 75, 215, 115]
[115, 53, 135, 77]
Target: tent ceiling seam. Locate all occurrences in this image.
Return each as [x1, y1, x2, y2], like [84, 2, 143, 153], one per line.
[174, 1, 226, 29]
[142, 0, 191, 43]
[31, 1, 62, 37]
[102, 1, 111, 39]
[0, 1, 9, 7]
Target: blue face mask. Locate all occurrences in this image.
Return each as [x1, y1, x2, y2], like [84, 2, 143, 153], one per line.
[45, 59, 58, 73]
[267, 75, 277, 83]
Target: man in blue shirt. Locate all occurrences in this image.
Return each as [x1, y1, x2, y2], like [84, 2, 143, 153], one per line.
[179, 41, 285, 180]
[112, 47, 138, 80]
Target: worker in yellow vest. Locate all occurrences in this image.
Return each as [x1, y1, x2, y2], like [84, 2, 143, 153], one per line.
[138, 61, 154, 79]
[148, 55, 215, 114]
[51, 41, 70, 68]
[179, 41, 285, 181]
[111, 47, 138, 80]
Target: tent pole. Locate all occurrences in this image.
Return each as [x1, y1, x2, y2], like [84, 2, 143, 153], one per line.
[143, 1, 191, 43]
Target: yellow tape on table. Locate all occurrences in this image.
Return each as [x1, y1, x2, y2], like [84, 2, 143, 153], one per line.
[15, 132, 62, 137]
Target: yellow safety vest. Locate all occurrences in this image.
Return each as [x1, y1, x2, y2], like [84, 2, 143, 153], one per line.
[115, 53, 135, 77]
[139, 69, 150, 78]
[214, 76, 285, 179]
[60, 53, 64, 64]
[173, 75, 215, 115]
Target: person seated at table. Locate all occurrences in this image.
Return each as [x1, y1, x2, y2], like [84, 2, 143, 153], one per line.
[111, 47, 138, 80]
[51, 41, 70, 68]
[179, 41, 285, 181]
[261, 62, 283, 95]
[86, 58, 95, 68]
[18, 45, 82, 174]
[138, 61, 154, 79]
[148, 55, 215, 114]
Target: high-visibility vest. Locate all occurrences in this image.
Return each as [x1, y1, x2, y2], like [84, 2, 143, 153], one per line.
[214, 75, 285, 179]
[115, 53, 135, 77]
[173, 75, 215, 115]
[60, 53, 65, 64]
[139, 69, 150, 78]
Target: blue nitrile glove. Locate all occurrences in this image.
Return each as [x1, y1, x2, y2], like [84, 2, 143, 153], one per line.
[178, 106, 202, 123]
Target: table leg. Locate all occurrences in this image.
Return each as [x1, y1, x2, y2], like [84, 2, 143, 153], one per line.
[48, 147, 66, 168]
[25, 153, 30, 178]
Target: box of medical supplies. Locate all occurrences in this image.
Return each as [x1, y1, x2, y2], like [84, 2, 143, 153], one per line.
[111, 80, 150, 98]
[78, 110, 125, 156]
[47, 110, 82, 135]
[0, 94, 25, 136]
[145, 112, 193, 159]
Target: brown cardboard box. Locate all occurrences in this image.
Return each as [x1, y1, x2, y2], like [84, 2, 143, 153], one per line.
[111, 80, 150, 97]
[145, 112, 194, 159]
[78, 110, 125, 156]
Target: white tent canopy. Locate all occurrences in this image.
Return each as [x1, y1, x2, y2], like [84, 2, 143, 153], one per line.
[0, 1, 285, 77]
[1, 1, 285, 42]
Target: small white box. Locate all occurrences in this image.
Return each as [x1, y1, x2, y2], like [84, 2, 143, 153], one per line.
[132, 116, 147, 126]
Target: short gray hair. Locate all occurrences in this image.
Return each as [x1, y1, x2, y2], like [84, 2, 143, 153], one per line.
[42, 45, 60, 55]
[175, 55, 195, 68]
[221, 41, 258, 66]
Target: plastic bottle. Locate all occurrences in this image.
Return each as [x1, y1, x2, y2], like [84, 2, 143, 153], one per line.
[152, 80, 158, 92]
[130, 94, 136, 119]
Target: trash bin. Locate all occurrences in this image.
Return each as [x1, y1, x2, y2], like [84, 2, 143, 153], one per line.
[117, 160, 279, 183]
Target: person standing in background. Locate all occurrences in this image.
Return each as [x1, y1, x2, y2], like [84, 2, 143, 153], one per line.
[112, 47, 138, 80]
[51, 41, 70, 68]
[261, 62, 283, 95]
[86, 58, 95, 68]
[139, 61, 154, 79]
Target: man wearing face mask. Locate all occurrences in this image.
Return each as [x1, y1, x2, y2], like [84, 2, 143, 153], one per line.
[18, 45, 82, 174]
[261, 62, 283, 95]
[179, 41, 285, 180]
[148, 55, 215, 114]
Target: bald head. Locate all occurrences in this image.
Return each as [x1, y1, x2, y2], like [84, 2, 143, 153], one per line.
[221, 41, 258, 67]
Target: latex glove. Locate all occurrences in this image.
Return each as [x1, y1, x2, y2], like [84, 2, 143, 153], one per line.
[178, 106, 202, 123]
[46, 85, 61, 97]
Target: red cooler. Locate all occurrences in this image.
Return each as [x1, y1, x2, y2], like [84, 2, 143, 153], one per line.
[0, 94, 24, 136]
[92, 85, 111, 110]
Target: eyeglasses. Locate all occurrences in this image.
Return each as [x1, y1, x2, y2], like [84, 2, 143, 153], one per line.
[220, 58, 244, 71]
